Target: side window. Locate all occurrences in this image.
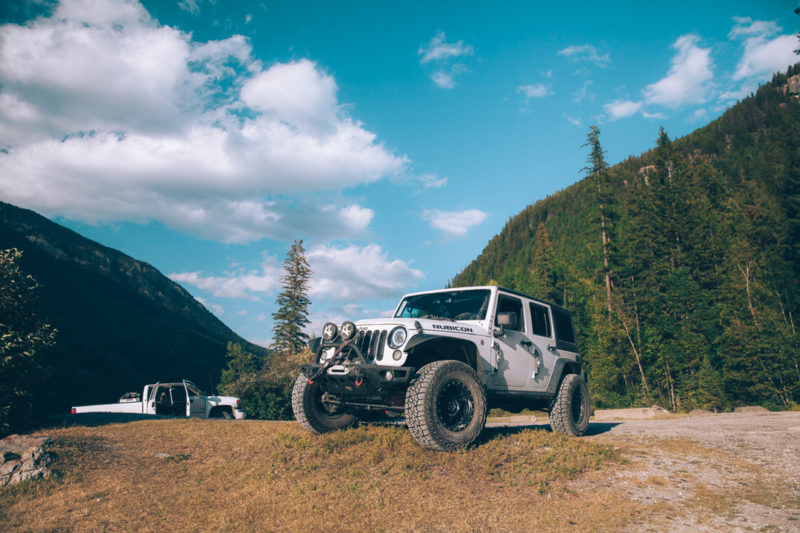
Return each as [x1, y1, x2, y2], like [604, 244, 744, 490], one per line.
[529, 303, 552, 338]
[495, 296, 524, 332]
[552, 308, 578, 351]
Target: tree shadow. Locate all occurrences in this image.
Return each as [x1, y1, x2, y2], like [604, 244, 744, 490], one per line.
[41, 413, 177, 430]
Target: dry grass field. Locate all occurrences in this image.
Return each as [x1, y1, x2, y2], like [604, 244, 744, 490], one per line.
[2, 412, 799, 532]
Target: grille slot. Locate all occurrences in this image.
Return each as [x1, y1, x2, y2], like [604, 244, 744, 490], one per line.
[356, 329, 387, 360]
[377, 330, 388, 361]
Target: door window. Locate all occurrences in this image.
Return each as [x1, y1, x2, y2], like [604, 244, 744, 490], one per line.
[495, 295, 524, 332]
[529, 303, 552, 338]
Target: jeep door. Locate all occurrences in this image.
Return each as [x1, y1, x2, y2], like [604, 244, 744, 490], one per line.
[527, 302, 560, 392]
[488, 294, 531, 389]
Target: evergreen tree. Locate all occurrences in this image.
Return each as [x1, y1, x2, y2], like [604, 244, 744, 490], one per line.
[0, 249, 56, 436]
[584, 125, 614, 317]
[271, 240, 312, 356]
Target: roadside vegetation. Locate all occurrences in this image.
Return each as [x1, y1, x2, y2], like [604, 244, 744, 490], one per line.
[0, 419, 637, 532]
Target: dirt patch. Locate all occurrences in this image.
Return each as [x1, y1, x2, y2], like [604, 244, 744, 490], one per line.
[587, 412, 800, 532]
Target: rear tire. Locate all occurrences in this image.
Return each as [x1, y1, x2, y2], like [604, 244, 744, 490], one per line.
[405, 360, 487, 451]
[292, 373, 357, 434]
[549, 373, 590, 436]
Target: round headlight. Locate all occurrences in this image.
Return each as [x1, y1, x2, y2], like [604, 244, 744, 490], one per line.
[340, 321, 357, 341]
[322, 322, 338, 342]
[388, 326, 407, 349]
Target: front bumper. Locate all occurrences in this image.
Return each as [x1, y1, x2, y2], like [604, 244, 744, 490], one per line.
[301, 363, 414, 396]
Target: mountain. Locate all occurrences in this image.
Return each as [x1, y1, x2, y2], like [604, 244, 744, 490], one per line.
[453, 64, 800, 412]
[0, 201, 268, 412]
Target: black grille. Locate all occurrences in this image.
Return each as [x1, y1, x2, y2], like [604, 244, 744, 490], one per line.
[357, 329, 387, 361]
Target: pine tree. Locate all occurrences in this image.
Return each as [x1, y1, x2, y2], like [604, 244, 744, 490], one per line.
[584, 125, 614, 317]
[271, 240, 312, 356]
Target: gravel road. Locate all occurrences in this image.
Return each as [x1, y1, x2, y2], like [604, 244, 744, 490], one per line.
[589, 411, 800, 532]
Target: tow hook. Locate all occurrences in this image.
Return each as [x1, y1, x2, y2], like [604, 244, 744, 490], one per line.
[355, 377, 363, 387]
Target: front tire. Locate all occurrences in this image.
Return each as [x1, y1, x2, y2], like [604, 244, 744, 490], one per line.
[549, 373, 590, 436]
[405, 360, 487, 451]
[292, 373, 357, 434]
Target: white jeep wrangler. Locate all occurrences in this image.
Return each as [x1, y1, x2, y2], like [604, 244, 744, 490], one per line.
[292, 286, 590, 451]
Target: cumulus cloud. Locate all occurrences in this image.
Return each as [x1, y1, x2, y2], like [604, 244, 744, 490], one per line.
[517, 83, 551, 102]
[643, 34, 713, 108]
[418, 31, 473, 89]
[170, 243, 423, 303]
[308, 244, 425, 301]
[170, 259, 283, 300]
[557, 45, 611, 67]
[728, 17, 797, 81]
[604, 99, 643, 120]
[423, 209, 488, 237]
[0, 0, 407, 243]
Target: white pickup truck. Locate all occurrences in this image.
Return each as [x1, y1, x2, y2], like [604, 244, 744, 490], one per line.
[70, 379, 246, 419]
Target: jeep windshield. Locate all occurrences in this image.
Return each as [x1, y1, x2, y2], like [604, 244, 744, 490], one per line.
[394, 289, 491, 321]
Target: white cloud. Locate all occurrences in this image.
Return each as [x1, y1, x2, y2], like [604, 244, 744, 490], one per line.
[171, 243, 424, 303]
[604, 99, 643, 120]
[0, 0, 407, 243]
[643, 34, 713, 108]
[572, 80, 592, 103]
[557, 45, 611, 67]
[307, 244, 425, 301]
[729, 17, 797, 81]
[418, 31, 473, 64]
[195, 296, 224, 317]
[418, 174, 448, 190]
[565, 115, 582, 127]
[418, 31, 473, 89]
[423, 209, 488, 237]
[432, 70, 455, 89]
[170, 258, 283, 300]
[517, 84, 551, 102]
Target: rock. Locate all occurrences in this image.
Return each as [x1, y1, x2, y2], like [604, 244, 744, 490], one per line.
[0, 434, 53, 486]
[733, 406, 770, 414]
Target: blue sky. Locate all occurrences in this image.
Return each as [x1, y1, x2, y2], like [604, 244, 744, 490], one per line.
[0, 0, 797, 347]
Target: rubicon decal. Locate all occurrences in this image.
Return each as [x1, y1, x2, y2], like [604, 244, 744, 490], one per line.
[432, 324, 474, 333]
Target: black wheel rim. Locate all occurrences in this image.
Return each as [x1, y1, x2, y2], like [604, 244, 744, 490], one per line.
[436, 379, 474, 432]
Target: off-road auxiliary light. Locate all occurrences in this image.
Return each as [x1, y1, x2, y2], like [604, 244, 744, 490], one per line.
[392, 350, 402, 361]
[322, 322, 338, 342]
[385, 371, 393, 381]
[340, 321, 357, 341]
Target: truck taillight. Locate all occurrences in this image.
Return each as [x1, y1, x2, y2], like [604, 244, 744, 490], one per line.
[236, 399, 241, 408]
[71, 407, 76, 414]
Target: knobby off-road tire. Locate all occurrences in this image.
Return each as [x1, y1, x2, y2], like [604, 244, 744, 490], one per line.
[549, 373, 590, 436]
[292, 373, 357, 434]
[405, 360, 487, 452]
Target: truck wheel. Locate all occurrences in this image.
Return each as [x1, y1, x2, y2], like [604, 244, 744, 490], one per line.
[549, 373, 590, 436]
[405, 360, 487, 451]
[292, 373, 356, 434]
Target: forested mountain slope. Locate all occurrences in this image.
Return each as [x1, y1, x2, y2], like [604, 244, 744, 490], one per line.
[0, 201, 268, 413]
[453, 65, 800, 411]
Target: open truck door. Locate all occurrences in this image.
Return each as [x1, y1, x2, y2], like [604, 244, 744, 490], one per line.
[184, 380, 206, 418]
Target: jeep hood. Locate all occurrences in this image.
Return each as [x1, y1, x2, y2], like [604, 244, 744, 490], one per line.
[355, 317, 490, 337]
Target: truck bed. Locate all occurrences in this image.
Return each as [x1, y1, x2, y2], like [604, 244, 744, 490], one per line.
[72, 401, 144, 414]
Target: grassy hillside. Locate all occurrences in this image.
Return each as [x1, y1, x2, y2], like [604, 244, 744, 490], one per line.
[0, 419, 628, 531]
[453, 65, 800, 412]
